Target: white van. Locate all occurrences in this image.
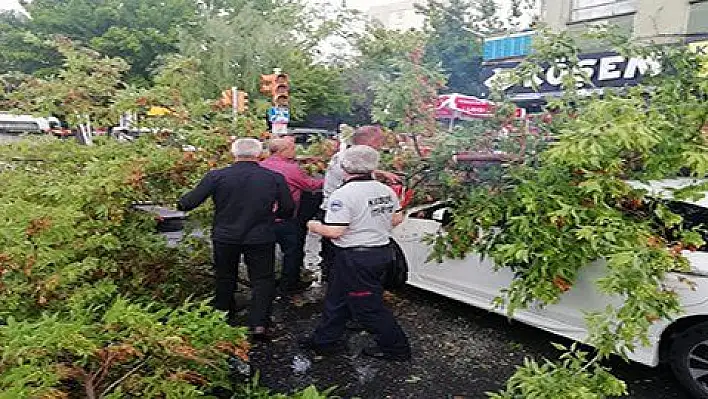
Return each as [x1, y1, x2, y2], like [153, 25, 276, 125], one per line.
[0, 113, 51, 135]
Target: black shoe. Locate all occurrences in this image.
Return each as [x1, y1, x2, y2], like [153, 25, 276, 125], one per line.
[281, 280, 312, 295]
[249, 326, 272, 342]
[298, 336, 346, 356]
[227, 313, 240, 327]
[361, 346, 411, 362]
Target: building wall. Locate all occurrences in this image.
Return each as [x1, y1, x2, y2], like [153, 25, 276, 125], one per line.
[634, 0, 690, 43]
[367, 0, 426, 31]
[541, 0, 707, 46]
[688, 1, 708, 34]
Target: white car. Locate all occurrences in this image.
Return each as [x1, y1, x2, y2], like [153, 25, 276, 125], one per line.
[393, 178, 708, 398]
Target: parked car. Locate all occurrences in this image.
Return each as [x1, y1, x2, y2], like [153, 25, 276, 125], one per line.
[143, 177, 708, 397]
[47, 117, 74, 137]
[286, 127, 337, 148]
[131, 203, 190, 247]
[394, 178, 708, 398]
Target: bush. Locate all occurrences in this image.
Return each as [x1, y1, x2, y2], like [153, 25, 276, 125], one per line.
[0, 136, 327, 398]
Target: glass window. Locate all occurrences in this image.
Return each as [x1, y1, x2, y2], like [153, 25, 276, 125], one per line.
[688, 1, 708, 34]
[570, 0, 636, 22]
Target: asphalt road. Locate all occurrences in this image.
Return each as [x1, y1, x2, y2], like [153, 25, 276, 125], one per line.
[235, 233, 695, 398]
[245, 283, 692, 399]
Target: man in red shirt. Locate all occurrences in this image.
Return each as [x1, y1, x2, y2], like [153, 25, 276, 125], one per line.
[261, 138, 324, 295]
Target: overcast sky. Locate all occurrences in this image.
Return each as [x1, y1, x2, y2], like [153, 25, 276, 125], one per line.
[0, 0, 427, 11]
[0, 0, 20, 11]
[0, 0, 521, 13]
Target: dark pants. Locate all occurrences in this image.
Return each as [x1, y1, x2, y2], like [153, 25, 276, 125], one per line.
[212, 241, 276, 328]
[315, 208, 336, 282]
[274, 219, 304, 291]
[313, 246, 410, 356]
[320, 237, 336, 282]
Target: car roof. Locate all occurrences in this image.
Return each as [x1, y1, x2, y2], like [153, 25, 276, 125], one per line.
[287, 128, 336, 135]
[627, 178, 708, 208]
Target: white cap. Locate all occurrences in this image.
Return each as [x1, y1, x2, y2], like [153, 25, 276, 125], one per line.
[340, 145, 379, 174]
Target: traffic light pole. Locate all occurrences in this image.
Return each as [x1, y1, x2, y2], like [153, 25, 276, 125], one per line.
[260, 69, 289, 136]
[232, 86, 238, 119]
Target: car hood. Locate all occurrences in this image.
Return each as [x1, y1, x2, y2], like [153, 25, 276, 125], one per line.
[681, 251, 708, 276]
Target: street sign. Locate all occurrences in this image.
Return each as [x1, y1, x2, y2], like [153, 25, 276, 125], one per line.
[272, 123, 288, 135]
[268, 106, 290, 124]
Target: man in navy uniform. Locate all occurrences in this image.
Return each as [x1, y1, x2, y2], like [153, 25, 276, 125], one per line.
[304, 145, 411, 361]
[319, 125, 400, 282]
[178, 138, 294, 339]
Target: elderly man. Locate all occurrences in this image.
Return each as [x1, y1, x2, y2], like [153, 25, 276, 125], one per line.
[303, 145, 411, 361]
[261, 138, 323, 295]
[319, 125, 400, 282]
[178, 138, 294, 339]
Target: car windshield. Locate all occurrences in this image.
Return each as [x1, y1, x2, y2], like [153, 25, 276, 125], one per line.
[652, 200, 708, 251]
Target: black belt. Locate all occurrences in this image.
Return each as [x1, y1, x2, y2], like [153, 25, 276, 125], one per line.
[336, 244, 390, 252]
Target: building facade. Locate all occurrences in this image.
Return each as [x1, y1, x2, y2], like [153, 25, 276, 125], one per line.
[480, 0, 708, 107]
[542, 0, 708, 49]
[367, 0, 426, 31]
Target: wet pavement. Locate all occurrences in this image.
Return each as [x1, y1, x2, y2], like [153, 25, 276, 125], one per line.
[229, 233, 694, 399]
[244, 285, 691, 399]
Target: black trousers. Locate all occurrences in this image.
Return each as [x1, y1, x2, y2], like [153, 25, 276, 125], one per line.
[320, 237, 336, 282]
[212, 241, 276, 328]
[313, 246, 410, 356]
[315, 208, 336, 282]
[274, 219, 304, 290]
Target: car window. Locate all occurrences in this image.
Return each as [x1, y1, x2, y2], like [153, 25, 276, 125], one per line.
[664, 200, 708, 249]
[639, 199, 708, 251]
[408, 203, 453, 226]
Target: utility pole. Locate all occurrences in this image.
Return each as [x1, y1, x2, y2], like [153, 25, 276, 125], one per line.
[232, 86, 238, 119]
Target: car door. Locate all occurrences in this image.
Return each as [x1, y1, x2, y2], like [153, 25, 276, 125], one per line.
[534, 196, 708, 339]
[393, 204, 610, 341]
[393, 205, 517, 313]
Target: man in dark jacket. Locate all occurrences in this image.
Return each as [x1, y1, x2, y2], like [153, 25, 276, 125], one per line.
[178, 138, 295, 338]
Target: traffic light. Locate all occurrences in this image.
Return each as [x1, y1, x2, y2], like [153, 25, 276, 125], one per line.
[259, 74, 276, 95]
[237, 91, 249, 113]
[272, 73, 289, 107]
[219, 88, 233, 106]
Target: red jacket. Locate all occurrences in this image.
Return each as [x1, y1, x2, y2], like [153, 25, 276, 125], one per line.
[260, 155, 323, 214]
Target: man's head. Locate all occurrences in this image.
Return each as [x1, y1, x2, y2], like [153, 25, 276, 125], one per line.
[323, 138, 339, 157]
[352, 125, 385, 150]
[268, 138, 296, 159]
[340, 145, 380, 176]
[231, 138, 263, 161]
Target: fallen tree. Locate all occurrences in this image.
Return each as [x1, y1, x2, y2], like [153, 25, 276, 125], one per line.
[0, 40, 329, 398]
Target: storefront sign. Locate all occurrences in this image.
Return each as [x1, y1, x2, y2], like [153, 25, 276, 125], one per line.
[688, 40, 708, 77]
[481, 51, 662, 98]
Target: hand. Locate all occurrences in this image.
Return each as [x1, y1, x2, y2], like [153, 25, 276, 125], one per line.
[307, 220, 322, 233]
[373, 170, 402, 184]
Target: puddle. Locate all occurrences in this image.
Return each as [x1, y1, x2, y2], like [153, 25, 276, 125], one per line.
[291, 354, 312, 374]
[355, 364, 379, 384]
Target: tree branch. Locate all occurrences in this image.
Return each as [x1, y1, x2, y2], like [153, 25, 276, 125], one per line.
[99, 358, 149, 399]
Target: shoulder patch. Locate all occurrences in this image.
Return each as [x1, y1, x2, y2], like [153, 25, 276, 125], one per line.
[329, 199, 344, 212]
